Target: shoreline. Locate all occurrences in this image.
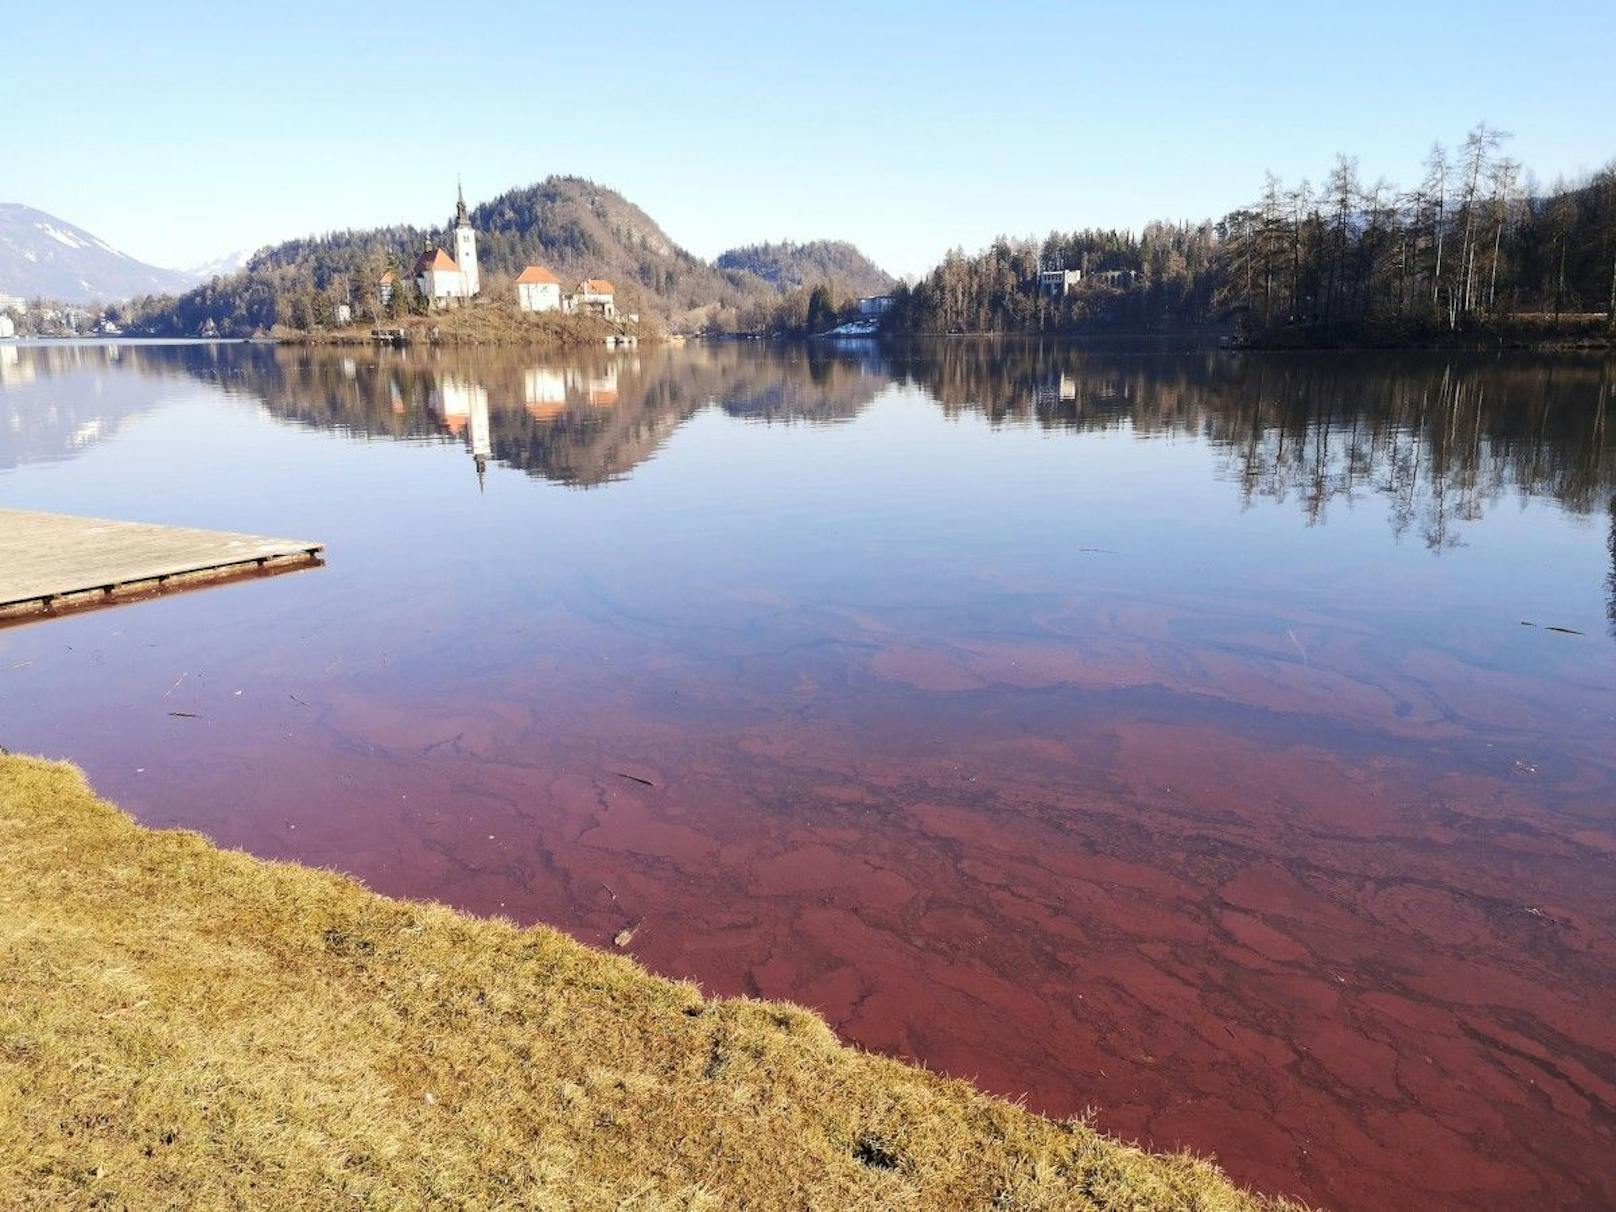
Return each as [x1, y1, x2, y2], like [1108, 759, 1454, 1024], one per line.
[0, 754, 1295, 1211]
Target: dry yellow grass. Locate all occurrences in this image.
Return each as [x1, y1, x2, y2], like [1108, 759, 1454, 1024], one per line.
[0, 755, 1301, 1211]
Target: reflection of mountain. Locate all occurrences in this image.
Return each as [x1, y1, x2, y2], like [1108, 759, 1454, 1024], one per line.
[0, 342, 202, 470]
[184, 343, 891, 488]
[4, 343, 1612, 559]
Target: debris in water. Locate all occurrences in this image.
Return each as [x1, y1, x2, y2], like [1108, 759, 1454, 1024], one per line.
[167, 711, 202, 719]
[615, 772, 656, 788]
[1520, 621, 1586, 636]
[613, 925, 638, 948]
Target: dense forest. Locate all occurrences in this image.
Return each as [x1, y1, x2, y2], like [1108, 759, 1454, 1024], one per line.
[714, 240, 893, 297]
[884, 124, 1616, 344]
[885, 222, 1221, 334]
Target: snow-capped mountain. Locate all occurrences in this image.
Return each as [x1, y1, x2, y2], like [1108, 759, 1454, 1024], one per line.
[184, 248, 253, 281]
[0, 203, 198, 303]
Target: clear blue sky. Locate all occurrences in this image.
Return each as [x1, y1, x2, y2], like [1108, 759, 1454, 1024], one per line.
[9, 0, 1613, 277]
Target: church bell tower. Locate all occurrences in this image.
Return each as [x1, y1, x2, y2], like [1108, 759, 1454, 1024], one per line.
[454, 180, 479, 297]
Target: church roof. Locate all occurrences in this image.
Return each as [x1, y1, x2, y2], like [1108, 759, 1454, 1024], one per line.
[580, 279, 615, 295]
[516, 265, 560, 285]
[414, 248, 460, 274]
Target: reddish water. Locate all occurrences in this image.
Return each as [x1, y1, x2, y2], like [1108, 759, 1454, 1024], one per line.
[2, 342, 1613, 1209]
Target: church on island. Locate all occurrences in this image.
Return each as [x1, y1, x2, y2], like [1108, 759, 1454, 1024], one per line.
[412, 185, 481, 308]
[402, 183, 621, 321]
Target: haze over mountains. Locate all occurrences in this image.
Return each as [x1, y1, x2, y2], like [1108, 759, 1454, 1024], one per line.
[0, 204, 199, 303]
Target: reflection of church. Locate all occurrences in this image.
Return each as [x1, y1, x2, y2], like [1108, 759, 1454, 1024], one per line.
[430, 373, 492, 490]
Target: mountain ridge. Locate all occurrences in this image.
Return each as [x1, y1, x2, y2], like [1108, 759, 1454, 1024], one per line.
[0, 204, 198, 303]
[714, 239, 893, 298]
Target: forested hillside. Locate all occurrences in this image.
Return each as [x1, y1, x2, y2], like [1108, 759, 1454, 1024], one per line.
[884, 123, 1616, 343]
[110, 177, 893, 337]
[714, 240, 893, 297]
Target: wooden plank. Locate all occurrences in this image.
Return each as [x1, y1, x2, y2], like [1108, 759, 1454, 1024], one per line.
[0, 509, 323, 618]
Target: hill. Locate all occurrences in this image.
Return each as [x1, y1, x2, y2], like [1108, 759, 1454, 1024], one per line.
[116, 177, 893, 337]
[715, 239, 894, 298]
[0, 203, 196, 303]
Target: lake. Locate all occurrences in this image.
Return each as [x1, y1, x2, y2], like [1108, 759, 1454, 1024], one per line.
[1, 338, 1612, 1210]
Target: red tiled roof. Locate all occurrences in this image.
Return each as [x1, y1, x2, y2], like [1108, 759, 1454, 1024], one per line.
[580, 279, 614, 295]
[414, 248, 460, 273]
[516, 265, 560, 285]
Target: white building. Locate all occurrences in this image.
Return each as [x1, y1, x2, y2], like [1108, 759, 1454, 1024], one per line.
[516, 265, 562, 312]
[0, 315, 15, 339]
[414, 247, 467, 307]
[452, 184, 479, 297]
[564, 279, 616, 319]
[1039, 268, 1083, 297]
[413, 185, 480, 308]
[856, 295, 894, 318]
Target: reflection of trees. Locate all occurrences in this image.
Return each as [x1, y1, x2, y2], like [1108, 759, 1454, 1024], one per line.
[204, 343, 888, 487]
[5, 341, 1612, 556]
[1608, 494, 1616, 640]
[897, 341, 1616, 552]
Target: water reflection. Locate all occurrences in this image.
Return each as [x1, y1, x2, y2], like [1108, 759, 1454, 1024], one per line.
[7, 341, 1612, 621]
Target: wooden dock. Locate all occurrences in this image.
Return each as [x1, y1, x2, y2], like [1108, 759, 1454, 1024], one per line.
[0, 509, 323, 620]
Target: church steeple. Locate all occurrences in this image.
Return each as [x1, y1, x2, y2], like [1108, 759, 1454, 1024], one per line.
[451, 179, 479, 297]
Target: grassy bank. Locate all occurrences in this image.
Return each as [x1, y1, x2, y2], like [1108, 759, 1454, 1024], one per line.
[0, 755, 1297, 1211]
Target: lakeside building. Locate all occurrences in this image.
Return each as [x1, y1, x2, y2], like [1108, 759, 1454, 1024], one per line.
[379, 270, 396, 307]
[516, 265, 562, 312]
[856, 295, 894, 318]
[563, 279, 616, 319]
[0, 315, 15, 339]
[413, 185, 481, 308]
[414, 248, 467, 307]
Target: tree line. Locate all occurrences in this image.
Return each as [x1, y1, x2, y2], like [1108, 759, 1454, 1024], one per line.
[1217, 124, 1616, 341]
[880, 123, 1616, 342]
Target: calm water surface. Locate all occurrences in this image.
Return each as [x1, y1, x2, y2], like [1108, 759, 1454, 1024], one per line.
[2, 340, 1613, 1210]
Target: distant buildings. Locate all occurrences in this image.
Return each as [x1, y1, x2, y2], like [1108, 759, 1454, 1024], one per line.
[564, 279, 616, 319]
[382, 185, 633, 324]
[0, 314, 14, 339]
[856, 295, 894, 318]
[1039, 267, 1083, 297]
[516, 265, 562, 312]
